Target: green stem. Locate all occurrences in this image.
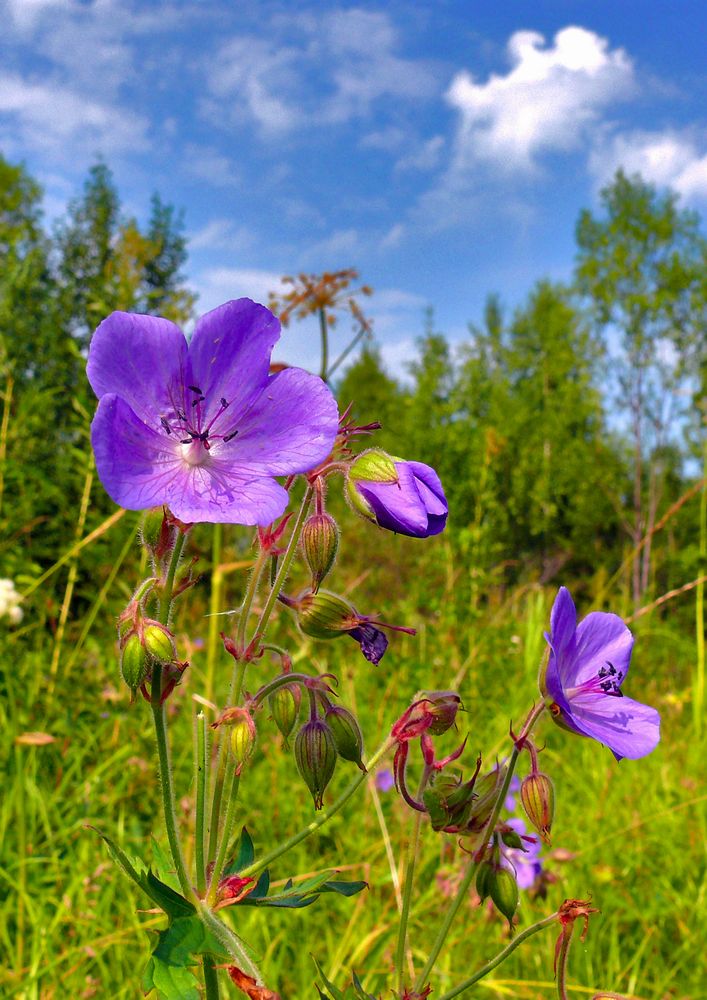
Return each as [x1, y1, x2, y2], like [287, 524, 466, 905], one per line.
[555, 923, 573, 1000]
[395, 806, 424, 993]
[236, 546, 268, 653]
[199, 904, 263, 984]
[206, 523, 223, 704]
[239, 738, 394, 879]
[150, 533, 193, 900]
[319, 306, 329, 381]
[208, 763, 241, 905]
[695, 439, 706, 735]
[195, 713, 209, 896]
[414, 703, 546, 992]
[254, 485, 314, 639]
[208, 747, 227, 866]
[203, 954, 220, 1000]
[437, 911, 558, 1000]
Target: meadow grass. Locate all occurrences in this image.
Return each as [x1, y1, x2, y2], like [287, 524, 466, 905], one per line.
[2, 520, 706, 999]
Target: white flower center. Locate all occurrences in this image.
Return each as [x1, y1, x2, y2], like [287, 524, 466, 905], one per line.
[180, 441, 211, 467]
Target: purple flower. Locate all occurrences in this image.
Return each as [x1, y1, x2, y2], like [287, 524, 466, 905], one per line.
[346, 449, 448, 538]
[501, 818, 542, 890]
[375, 768, 395, 792]
[87, 300, 339, 524]
[542, 587, 660, 761]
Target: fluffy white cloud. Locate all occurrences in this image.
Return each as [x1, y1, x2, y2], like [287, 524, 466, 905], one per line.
[205, 9, 438, 134]
[590, 129, 707, 200]
[0, 72, 148, 157]
[447, 26, 635, 173]
[194, 267, 288, 316]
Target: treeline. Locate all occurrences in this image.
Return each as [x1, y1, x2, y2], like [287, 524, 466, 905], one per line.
[0, 153, 705, 617]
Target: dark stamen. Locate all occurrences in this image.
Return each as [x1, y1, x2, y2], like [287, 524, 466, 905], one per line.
[191, 396, 206, 407]
[187, 385, 203, 394]
[223, 431, 239, 442]
[220, 397, 229, 408]
[160, 417, 172, 435]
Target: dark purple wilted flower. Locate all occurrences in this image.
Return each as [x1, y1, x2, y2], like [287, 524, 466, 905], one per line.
[87, 299, 339, 524]
[346, 449, 447, 538]
[542, 587, 660, 761]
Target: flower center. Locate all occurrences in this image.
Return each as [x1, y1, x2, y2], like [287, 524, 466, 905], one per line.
[159, 386, 239, 453]
[567, 661, 625, 700]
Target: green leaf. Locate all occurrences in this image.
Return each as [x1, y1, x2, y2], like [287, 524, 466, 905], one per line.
[312, 957, 346, 1000]
[151, 837, 182, 893]
[143, 915, 227, 1000]
[320, 880, 368, 897]
[352, 970, 378, 999]
[89, 826, 147, 891]
[224, 826, 255, 874]
[145, 871, 195, 920]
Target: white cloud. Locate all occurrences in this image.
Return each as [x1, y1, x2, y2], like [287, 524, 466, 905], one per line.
[589, 129, 707, 200]
[189, 219, 254, 253]
[446, 26, 635, 173]
[205, 9, 438, 134]
[0, 72, 148, 158]
[194, 267, 288, 316]
[380, 223, 405, 249]
[395, 135, 445, 173]
[184, 145, 242, 187]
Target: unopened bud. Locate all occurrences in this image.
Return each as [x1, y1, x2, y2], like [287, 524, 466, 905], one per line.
[345, 449, 398, 519]
[269, 684, 301, 747]
[226, 708, 257, 773]
[475, 859, 496, 901]
[420, 690, 461, 735]
[143, 624, 176, 664]
[325, 705, 365, 771]
[489, 866, 519, 926]
[120, 634, 149, 693]
[500, 825, 525, 850]
[302, 513, 339, 592]
[520, 772, 555, 844]
[295, 718, 337, 809]
[296, 591, 357, 640]
[140, 507, 176, 560]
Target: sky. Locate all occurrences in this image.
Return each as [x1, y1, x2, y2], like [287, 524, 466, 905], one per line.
[2, 0, 707, 373]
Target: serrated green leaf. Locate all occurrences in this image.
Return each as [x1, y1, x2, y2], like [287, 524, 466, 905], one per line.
[143, 915, 227, 1000]
[312, 957, 346, 1000]
[145, 871, 195, 919]
[151, 837, 182, 893]
[225, 826, 254, 874]
[319, 880, 368, 897]
[143, 957, 201, 1000]
[89, 826, 147, 890]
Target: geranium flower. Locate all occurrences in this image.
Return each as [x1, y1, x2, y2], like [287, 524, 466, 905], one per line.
[542, 587, 660, 761]
[346, 449, 448, 538]
[87, 299, 339, 524]
[501, 818, 542, 890]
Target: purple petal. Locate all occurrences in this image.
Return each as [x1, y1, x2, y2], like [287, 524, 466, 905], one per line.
[564, 690, 661, 760]
[572, 611, 634, 687]
[87, 312, 188, 427]
[218, 367, 339, 474]
[92, 395, 289, 524]
[549, 587, 577, 662]
[91, 394, 186, 510]
[349, 624, 388, 664]
[187, 300, 280, 424]
[358, 463, 429, 536]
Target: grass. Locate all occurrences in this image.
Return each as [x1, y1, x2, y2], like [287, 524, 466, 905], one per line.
[1, 517, 706, 999]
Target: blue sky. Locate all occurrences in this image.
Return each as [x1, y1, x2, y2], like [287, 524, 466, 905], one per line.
[2, 0, 707, 372]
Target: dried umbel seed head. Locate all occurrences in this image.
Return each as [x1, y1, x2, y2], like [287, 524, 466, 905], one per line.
[120, 633, 149, 693]
[294, 718, 338, 810]
[419, 690, 462, 735]
[520, 772, 555, 844]
[269, 684, 301, 748]
[302, 512, 339, 592]
[325, 705, 365, 771]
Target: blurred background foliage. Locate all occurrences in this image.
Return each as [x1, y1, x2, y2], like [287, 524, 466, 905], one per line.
[1, 153, 706, 998]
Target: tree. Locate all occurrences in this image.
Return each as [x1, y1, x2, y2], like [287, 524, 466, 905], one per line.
[575, 169, 707, 603]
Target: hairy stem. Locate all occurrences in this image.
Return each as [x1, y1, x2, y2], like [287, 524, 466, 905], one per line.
[437, 912, 559, 1000]
[207, 762, 240, 905]
[195, 713, 209, 896]
[203, 954, 220, 1000]
[239, 738, 394, 879]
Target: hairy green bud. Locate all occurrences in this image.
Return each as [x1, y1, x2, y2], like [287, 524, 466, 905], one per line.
[326, 705, 365, 770]
[295, 718, 337, 810]
[302, 513, 339, 593]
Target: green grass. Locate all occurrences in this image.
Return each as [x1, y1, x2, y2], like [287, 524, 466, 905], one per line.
[1, 525, 706, 999]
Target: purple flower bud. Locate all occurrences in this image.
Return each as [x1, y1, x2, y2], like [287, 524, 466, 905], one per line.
[346, 449, 448, 538]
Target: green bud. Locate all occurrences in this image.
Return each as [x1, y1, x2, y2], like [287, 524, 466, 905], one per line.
[226, 708, 257, 773]
[489, 866, 519, 926]
[520, 772, 555, 845]
[325, 705, 365, 770]
[143, 624, 175, 664]
[500, 826, 525, 850]
[295, 718, 338, 809]
[302, 513, 339, 593]
[269, 684, 301, 748]
[120, 634, 149, 693]
[296, 591, 357, 640]
[140, 507, 166, 551]
[475, 859, 496, 901]
[345, 449, 399, 520]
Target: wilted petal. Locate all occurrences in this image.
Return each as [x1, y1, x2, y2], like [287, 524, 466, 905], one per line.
[565, 690, 661, 761]
[349, 624, 388, 664]
[220, 367, 339, 474]
[87, 312, 188, 427]
[187, 299, 280, 423]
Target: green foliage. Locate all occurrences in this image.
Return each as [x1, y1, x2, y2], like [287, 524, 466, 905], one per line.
[143, 916, 227, 1000]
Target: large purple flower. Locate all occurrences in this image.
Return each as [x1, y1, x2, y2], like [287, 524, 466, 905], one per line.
[346, 449, 448, 538]
[87, 300, 339, 524]
[542, 587, 660, 761]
